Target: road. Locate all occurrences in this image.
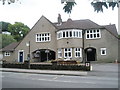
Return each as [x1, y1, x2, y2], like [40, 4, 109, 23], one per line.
[1, 63, 118, 88]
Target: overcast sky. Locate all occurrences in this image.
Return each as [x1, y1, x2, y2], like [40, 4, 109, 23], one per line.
[0, 0, 118, 33]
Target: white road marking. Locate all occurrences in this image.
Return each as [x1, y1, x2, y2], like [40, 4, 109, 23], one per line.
[53, 75, 64, 80]
[53, 76, 58, 80]
[36, 78, 96, 84]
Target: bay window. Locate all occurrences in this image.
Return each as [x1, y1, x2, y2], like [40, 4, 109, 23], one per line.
[57, 29, 82, 39]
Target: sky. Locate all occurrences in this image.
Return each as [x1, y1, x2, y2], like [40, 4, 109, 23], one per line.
[0, 0, 119, 33]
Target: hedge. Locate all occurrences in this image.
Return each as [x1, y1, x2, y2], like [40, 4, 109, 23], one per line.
[2, 62, 90, 71]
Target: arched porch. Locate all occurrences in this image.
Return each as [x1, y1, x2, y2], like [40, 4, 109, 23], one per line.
[32, 49, 56, 62]
[85, 47, 97, 61]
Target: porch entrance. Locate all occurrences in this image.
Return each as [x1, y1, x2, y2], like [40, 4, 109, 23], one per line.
[33, 49, 56, 62]
[85, 47, 97, 61]
[18, 50, 24, 62]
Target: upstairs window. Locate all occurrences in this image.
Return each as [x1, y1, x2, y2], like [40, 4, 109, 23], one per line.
[4, 52, 10, 56]
[86, 29, 101, 39]
[101, 48, 107, 55]
[36, 33, 51, 42]
[57, 29, 82, 39]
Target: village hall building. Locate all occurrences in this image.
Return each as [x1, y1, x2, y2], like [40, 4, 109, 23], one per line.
[2, 15, 119, 63]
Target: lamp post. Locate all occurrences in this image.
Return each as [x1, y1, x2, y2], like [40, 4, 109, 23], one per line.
[36, 50, 41, 62]
[45, 49, 49, 62]
[26, 41, 30, 60]
[26, 41, 30, 68]
[82, 29, 85, 63]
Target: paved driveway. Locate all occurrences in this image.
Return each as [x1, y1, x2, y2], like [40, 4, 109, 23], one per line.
[88, 63, 118, 77]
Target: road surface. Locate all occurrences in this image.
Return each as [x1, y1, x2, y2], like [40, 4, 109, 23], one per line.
[1, 63, 118, 88]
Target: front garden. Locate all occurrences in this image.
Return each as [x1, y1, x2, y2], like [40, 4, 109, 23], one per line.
[2, 60, 91, 71]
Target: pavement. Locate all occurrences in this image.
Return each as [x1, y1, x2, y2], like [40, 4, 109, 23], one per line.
[0, 68, 88, 76]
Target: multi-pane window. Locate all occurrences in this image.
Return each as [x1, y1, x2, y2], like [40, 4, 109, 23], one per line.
[57, 29, 82, 39]
[36, 33, 51, 42]
[64, 48, 72, 59]
[86, 29, 101, 39]
[4, 52, 10, 56]
[58, 49, 62, 58]
[74, 48, 82, 58]
[101, 48, 107, 55]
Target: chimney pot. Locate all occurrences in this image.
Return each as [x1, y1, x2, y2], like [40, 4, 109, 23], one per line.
[58, 14, 62, 25]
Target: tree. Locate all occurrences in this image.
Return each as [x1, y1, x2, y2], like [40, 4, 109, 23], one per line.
[0, 21, 11, 32]
[0, 0, 119, 13]
[61, 0, 119, 13]
[8, 22, 30, 41]
[119, 35, 120, 38]
[0, 0, 19, 5]
[0, 34, 16, 48]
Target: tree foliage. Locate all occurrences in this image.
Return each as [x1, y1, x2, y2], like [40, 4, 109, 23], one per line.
[0, 0, 119, 13]
[62, 1, 76, 14]
[119, 35, 120, 38]
[61, 0, 119, 13]
[91, 2, 119, 12]
[8, 22, 30, 41]
[0, 21, 11, 32]
[0, 34, 16, 48]
[1, 0, 18, 5]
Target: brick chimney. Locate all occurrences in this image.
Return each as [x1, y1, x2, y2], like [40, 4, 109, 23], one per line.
[58, 14, 62, 25]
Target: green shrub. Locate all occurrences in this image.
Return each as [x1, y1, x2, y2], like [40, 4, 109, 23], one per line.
[3, 63, 90, 71]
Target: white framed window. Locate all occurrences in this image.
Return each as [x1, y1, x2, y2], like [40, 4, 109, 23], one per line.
[86, 29, 101, 39]
[58, 49, 62, 58]
[64, 48, 72, 59]
[36, 33, 51, 42]
[57, 29, 82, 39]
[4, 52, 10, 56]
[101, 48, 107, 55]
[74, 48, 82, 58]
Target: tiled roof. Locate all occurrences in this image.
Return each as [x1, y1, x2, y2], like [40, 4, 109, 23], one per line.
[2, 42, 19, 52]
[54, 19, 103, 30]
[54, 18, 118, 38]
[103, 24, 118, 38]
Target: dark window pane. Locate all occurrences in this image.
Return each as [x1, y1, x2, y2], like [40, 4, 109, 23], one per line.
[97, 34, 100, 37]
[74, 31, 76, 37]
[78, 52, 80, 56]
[45, 37, 47, 40]
[97, 30, 99, 32]
[66, 31, 68, 37]
[63, 32, 65, 37]
[65, 53, 67, 57]
[94, 34, 96, 38]
[76, 31, 78, 37]
[102, 50, 105, 54]
[70, 31, 72, 37]
[90, 30, 92, 33]
[79, 32, 81, 37]
[87, 35, 89, 38]
[65, 48, 67, 51]
[76, 53, 77, 56]
[68, 52, 71, 57]
[90, 34, 93, 38]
